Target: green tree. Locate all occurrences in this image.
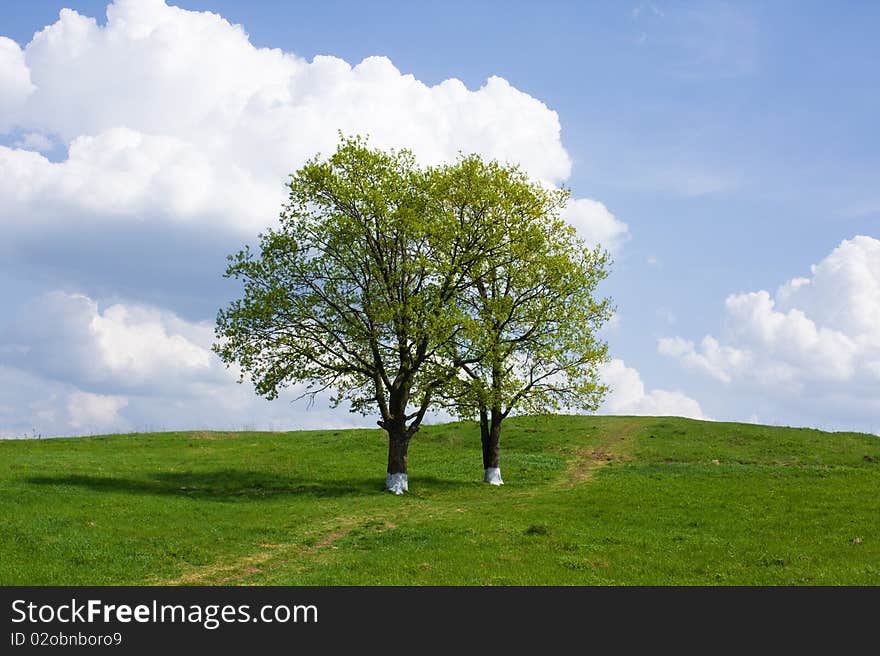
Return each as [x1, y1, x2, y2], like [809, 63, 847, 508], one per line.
[214, 137, 490, 494]
[435, 155, 613, 484]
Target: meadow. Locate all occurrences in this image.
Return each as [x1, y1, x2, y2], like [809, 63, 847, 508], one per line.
[1, 415, 877, 585]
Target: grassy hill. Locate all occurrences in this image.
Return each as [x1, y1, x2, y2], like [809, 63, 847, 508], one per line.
[1, 415, 877, 585]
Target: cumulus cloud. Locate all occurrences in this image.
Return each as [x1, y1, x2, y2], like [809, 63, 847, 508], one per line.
[0, 365, 127, 438]
[2, 291, 220, 393]
[0, 291, 377, 437]
[599, 358, 707, 419]
[67, 391, 128, 431]
[660, 236, 880, 427]
[16, 3, 571, 179]
[0, 291, 220, 436]
[0, 358, 377, 439]
[0, 1, 577, 233]
[13, 131, 53, 152]
[0, 37, 34, 130]
[658, 335, 749, 384]
[562, 198, 629, 252]
[0, 128, 275, 235]
[0, 0, 625, 302]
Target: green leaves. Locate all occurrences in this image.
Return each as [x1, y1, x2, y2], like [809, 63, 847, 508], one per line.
[215, 137, 612, 441]
[431, 155, 613, 421]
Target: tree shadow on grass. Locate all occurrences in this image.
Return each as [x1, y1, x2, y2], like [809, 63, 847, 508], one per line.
[25, 470, 382, 501]
[25, 470, 478, 501]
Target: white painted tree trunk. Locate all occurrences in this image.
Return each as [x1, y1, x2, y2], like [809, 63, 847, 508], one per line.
[484, 467, 504, 485]
[385, 472, 408, 495]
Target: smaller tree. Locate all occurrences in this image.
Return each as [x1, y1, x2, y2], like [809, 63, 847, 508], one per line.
[436, 156, 613, 484]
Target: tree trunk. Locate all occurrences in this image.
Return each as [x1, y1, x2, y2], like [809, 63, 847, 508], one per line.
[387, 434, 410, 475]
[384, 420, 411, 495]
[479, 406, 491, 468]
[482, 408, 502, 469]
[481, 406, 504, 485]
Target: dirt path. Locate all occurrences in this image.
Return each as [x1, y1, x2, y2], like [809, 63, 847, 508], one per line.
[157, 515, 397, 586]
[562, 419, 643, 487]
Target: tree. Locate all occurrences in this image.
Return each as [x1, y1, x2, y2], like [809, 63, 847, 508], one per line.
[214, 137, 491, 494]
[435, 155, 613, 484]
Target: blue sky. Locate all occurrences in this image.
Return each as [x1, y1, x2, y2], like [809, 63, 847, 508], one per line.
[1, 1, 878, 436]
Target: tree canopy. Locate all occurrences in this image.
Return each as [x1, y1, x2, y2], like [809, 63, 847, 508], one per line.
[215, 137, 612, 493]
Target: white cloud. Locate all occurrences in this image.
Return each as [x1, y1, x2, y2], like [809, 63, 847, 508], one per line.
[660, 236, 880, 425]
[3, 290, 219, 392]
[0, 292, 378, 437]
[562, 198, 629, 253]
[599, 358, 707, 419]
[67, 391, 128, 431]
[13, 131, 53, 152]
[604, 311, 622, 331]
[0, 1, 589, 240]
[0, 128, 275, 235]
[0, 359, 376, 439]
[0, 36, 34, 130]
[658, 335, 749, 384]
[0, 0, 624, 306]
[0, 365, 126, 438]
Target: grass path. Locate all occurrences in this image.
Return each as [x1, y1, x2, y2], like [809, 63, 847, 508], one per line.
[159, 513, 405, 585]
[562, 418, 642, 487]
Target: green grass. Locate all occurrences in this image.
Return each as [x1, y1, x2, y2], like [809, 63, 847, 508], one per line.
[1, 415, 878, 585]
